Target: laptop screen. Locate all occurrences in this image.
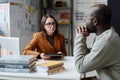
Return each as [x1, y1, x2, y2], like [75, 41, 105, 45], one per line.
[0, 37, 20, 57]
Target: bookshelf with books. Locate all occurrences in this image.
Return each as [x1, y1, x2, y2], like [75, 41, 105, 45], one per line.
[42, 0, 73, 56]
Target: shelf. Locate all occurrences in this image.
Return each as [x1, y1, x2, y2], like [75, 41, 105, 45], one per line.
[43, 7, 71, 10]
[58, 22, 70, 25]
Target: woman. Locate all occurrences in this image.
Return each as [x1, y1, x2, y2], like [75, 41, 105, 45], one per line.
[23, 14, 67, 60]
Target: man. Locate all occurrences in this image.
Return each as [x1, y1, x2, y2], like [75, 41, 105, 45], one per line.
[74, 4, 120, 80]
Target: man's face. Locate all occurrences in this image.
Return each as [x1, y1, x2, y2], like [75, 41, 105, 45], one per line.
[84, 8, 97, 33]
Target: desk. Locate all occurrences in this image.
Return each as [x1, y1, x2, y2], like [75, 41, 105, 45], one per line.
[0, 57, 97, 80]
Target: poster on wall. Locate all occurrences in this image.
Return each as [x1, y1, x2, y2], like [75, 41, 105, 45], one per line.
[0, 4, 10, 36]
[74, 0, 107, 27]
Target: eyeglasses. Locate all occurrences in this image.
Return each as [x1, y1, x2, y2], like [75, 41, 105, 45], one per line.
[83, 16, 95, 20]
[45, 22, 56, 26]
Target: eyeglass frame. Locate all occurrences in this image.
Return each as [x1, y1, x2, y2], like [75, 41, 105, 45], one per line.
[45, 22, 56, 26]
[83, 16, 95, 21]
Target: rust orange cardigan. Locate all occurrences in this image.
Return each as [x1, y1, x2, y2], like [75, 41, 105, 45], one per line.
[23, 32, 67, 58]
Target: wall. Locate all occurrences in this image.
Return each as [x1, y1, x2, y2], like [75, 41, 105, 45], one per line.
[10, 0, 40, 54]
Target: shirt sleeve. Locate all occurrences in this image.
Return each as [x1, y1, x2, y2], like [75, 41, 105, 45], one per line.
[23, 33, 40, 58]
[73, 33, 113, 73]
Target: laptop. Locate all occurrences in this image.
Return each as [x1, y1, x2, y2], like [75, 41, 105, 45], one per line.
[0, 37, 20, 57]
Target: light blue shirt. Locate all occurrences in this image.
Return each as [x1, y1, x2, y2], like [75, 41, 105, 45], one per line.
[74, 27, 120, 80]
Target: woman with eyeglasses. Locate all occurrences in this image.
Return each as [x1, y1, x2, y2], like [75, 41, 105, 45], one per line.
[23, 14, 67, 60]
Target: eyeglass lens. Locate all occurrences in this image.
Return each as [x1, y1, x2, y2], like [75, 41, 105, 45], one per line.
[45, 22, 56, 26]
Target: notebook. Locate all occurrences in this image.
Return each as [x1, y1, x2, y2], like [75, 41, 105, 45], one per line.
[0, 37, 20, 57]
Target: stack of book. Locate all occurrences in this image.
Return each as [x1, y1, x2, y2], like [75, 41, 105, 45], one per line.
[36, 60, 65, 75]
[0, 55, 36, 73]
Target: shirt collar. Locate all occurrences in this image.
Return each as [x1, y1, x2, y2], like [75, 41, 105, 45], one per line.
[96, 27, 113, 40]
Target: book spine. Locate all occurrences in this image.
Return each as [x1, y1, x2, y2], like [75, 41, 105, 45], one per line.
[0, 61, 35, 69]
[0, 68, 32, 73]
[37, 63, 63, 70]
[36, 61, 64, 70]
[47, 63, 64, 69]
[0, 60, 29, 64]
[0, 57, 35, 64]
[36, 64, 63, 71]
[48, 67, 65, 75]
[0, 64, 29, 69]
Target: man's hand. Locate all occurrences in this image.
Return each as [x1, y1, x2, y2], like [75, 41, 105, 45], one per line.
[76, 26, 90, 37]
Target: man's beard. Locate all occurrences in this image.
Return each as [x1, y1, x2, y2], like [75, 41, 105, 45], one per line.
[87, 26, 96, 33]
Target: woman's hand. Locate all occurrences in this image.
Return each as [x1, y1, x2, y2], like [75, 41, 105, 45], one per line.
[40, 53, 51, 60]
[57, 51, 62, 54]
[57, 51, 64, 58]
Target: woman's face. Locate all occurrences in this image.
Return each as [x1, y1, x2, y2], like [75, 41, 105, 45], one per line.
[44, 18, 56, 36]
